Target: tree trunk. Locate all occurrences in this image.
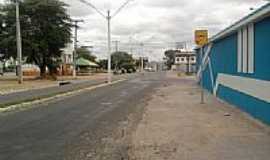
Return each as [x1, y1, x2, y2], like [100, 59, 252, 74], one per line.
[40, 65, 46, 79]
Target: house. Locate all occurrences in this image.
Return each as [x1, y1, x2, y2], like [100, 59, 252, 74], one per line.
[173, 51, 196, 73]
[60, 43, 74, 76]
[62, 43, 74, 65]
[196, 3, 270, 124]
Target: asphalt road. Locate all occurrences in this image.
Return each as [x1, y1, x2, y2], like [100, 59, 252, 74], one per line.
[0, 72, 166, 160]
[0, 74, 138, 107]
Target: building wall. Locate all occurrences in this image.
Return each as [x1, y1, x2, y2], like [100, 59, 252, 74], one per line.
[174, 53, 197, 73]
[197, 16, 270, 125]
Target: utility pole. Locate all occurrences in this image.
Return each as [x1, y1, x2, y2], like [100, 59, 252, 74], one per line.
[78, 0, 134, 84]
[187, 54, 190, 74]
[107, 11, 112, 83]
[16, 0, 23, 84]
[112, 40, 120, 52]
[129, 36, 133, 54]
[200, 48, 204, 104]
[140, 43, 144, 72]
[72, 19, 84, 78]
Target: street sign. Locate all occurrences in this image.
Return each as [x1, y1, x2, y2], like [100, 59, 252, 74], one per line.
[195, 30, 208, 46]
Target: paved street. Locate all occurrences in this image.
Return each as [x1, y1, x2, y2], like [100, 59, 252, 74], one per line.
[1, 0, 269, 159]
[0, 72, 165, 160]
[0, 73, 138, 107]
[0, 72, 270, 160]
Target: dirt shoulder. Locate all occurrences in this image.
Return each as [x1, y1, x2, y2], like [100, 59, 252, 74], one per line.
[128, 72, 270, 160]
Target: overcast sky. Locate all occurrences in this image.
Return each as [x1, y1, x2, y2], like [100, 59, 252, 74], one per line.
[0, 0, 268, 60]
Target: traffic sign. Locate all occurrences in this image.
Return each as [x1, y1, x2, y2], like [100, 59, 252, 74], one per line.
[195, 30, 208, 46]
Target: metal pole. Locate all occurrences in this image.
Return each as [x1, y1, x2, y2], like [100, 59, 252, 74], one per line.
[107, 10, 112, 84]
[72, 19, 83, 78]
[200, 48, 204, 104]
[77, 0, 133, 84]
[73, 21, 78, 78]
[113, 40, 119, 52]
[141, 43, 144, 72]
[129, 37, 133, 54]
[16, 0, 23, 84]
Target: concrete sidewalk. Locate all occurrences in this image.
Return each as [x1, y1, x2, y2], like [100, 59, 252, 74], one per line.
[129, 72, 270, 160]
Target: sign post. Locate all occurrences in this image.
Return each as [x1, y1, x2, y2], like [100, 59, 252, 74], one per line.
[195, 30, 208, 104]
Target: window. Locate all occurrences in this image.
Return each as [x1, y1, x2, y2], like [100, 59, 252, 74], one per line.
[237, 23, 254, 73]
[181, 57, 185, 62]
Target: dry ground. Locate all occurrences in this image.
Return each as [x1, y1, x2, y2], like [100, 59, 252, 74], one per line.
[128, 72, 270, 160]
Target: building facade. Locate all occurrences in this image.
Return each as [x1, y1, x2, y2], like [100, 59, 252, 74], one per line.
[62, 43, 74, 65]
[196, 3, 270, 125]
[173, 51, 196, 73]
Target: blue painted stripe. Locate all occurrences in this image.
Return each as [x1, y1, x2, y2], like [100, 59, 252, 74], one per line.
[218, 85, 270, 125]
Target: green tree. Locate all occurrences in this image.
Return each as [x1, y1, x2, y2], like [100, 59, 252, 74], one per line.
[76, 47, 96, 62]
[0, 0, 72, 77]
[0, 9, 5, 60]
[97, 59, 107, 70]
[164, 50, 177, 70]
[111, 51, 136, 72]
[0, 3, 14, 60]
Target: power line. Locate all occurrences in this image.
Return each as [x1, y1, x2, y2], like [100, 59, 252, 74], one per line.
[111, 0, 134, 18]
[77, 0, 134, 83]
[77, 0, 106, 18]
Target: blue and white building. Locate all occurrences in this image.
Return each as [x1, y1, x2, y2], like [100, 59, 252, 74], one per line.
[196, 3, 270, 125]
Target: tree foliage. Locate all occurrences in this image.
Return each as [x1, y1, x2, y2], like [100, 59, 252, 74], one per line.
[164, 50, 177, 69]
[0, 0, 72, 77]
[97, 59, 107, 70]
[76, 47, 96, 62]
[111, 51, 136, 72]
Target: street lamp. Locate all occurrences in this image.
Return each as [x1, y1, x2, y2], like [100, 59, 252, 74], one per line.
[78, 0, 134, 84]
[71, 19, 84, 78]
[15, 0, 23, 84]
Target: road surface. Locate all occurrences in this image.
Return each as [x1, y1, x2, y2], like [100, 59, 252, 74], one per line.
[0, 74, 138, 107]
[0, 72, 166, 160]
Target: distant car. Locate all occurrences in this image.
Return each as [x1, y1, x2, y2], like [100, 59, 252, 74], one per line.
[145, 67, 155, 72]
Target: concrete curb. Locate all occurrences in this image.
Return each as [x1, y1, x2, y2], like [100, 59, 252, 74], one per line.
[0, 84, 58, 96]
[0, 79, 127, 113]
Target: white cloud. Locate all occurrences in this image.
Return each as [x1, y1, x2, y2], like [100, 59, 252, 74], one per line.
[1, 0, 268, 60]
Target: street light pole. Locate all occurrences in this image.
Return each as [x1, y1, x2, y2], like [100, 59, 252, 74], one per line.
[16, 0, 23, 84]
[107, 11, 112, 83]
[78, 0, 134, 84]
[112, 40, 120, 52]
[72, 19, 83, 78]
